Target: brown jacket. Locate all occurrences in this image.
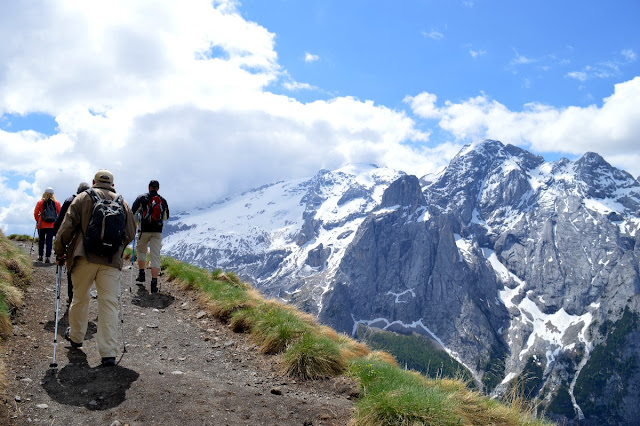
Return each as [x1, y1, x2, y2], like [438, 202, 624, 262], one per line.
[54, 182, 136, 271]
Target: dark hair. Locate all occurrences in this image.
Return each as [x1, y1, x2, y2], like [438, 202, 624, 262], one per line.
[77, 182, 90, 194]
[149, 180, 160, 189]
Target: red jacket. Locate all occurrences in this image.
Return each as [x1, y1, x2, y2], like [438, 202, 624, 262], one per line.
[34, 198, 61, 230]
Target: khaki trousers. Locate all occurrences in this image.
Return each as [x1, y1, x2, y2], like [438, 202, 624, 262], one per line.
[69, 257, 120, 358]
[136, 232, 162, 268]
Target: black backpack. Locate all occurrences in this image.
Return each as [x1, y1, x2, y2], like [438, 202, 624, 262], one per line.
[83, 188, 126, 260]
[42, 199, 58, 223]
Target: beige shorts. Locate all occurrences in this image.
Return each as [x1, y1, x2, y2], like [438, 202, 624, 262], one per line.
[136, 232, 162, 268]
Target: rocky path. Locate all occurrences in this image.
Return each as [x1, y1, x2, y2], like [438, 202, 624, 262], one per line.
[1, 242, 356, 425]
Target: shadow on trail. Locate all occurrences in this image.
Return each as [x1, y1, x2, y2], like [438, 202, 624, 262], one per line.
[42, 349, 139, 410]
[131, 285, 175, 309]
[44, 307, 97, 342]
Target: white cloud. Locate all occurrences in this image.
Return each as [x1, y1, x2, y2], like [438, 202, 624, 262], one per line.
[567, 71, 588, 82]
[422, 30, 444, 40]
[469, 48, 487, 59]
[511, 52, 536, 66]
[406, 77, 640, 177]
[304, 52, 320, 63]
[0, 0, 436, 235]
[283, 81, 315, 91]
[566, 50, 636, 82]
[621, 48, 637, 62]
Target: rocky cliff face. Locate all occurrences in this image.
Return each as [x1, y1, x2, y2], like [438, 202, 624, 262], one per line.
[163, 141, 640, 424]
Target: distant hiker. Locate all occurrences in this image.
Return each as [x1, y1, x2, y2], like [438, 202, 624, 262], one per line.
[34, 187, 61, 263]
[131, 179, 169, 293]
[53, 181, 91, 304]
[54, 169, 135, 367]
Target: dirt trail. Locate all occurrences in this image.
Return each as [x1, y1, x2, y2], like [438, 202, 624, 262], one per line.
[1, 242, 356, 425]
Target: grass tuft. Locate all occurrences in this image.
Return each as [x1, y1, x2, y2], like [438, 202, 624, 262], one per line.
[250, 302, 311, 354]
[282, 332, 346, 379]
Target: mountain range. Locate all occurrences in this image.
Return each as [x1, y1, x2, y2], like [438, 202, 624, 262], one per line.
[162, 140, 640, 425]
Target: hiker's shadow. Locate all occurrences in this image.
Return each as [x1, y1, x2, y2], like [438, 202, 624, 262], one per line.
[42, 349, 139, 410]
[131, 285, 175, 309]
[44, 307, 97, 342]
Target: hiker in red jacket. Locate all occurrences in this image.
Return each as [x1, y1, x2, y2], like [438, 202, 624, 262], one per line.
[34, 187, 61, 263]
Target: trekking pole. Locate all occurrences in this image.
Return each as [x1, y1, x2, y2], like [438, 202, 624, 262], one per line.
[30, 224, 37, 257]
[119, 273, 127, 353]
[50, 265, 63, 370]
[129, 227, 137, 292]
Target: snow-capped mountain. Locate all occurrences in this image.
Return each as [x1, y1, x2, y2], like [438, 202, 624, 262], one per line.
[163, 164, 404, 312]
[163, 141, 640, 424]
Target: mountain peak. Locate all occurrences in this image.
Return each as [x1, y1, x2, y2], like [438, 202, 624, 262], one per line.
[457, 139, 505, 159]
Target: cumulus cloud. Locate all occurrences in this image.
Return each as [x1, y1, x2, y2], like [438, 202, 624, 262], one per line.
[0, 0, 435, 235]
[405, 77, 640, 176]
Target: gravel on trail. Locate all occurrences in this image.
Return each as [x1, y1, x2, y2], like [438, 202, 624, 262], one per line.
[1, 242, 357, 425]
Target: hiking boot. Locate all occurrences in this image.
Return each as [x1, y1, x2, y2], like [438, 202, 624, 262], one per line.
[135, 269, 145, 283]
[45, 257, 51, 263]
[37, 256, 43, 262]
[101, 357, 116, 367]
[64, 327, 82, 349]
[150, 278, 158, 293]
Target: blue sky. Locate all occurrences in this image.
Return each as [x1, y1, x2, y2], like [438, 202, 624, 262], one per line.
[243, 0, 639, 110]
[0, 0, 639, 235]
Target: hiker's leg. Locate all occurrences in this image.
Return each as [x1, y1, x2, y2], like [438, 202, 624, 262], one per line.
[149, 233, 162, 279]
[94, 265, 120, 358]
[136, 232, 150, 272]
[38, 229, 45, 257]
[68, 258, 97, 344]
[44, 229, 54, 257]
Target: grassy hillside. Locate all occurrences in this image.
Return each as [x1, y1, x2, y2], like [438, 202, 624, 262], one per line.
[0, 231, 30, 399]
[161, 257, 552, 425]
[358, 327, 475, 385]
[0, 232, 29, 337]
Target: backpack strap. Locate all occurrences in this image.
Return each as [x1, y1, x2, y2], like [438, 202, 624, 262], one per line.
[85, 188, 101, 203]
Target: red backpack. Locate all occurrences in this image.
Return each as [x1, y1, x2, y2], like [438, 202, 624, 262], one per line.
[142, 195, 164, 225]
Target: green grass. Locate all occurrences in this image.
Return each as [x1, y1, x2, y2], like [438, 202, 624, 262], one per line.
[282, 332, 346, 379]
[7, 234, 34, 242]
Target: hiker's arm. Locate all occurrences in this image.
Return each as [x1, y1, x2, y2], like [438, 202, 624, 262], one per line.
[53, 199, 71, 235]
[33, 200, 41, 222]
[123, 202, 136, 246]
[131, 195, 143, 216]
[53, 197, 81, 256]
[163, 198, 169, 221]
